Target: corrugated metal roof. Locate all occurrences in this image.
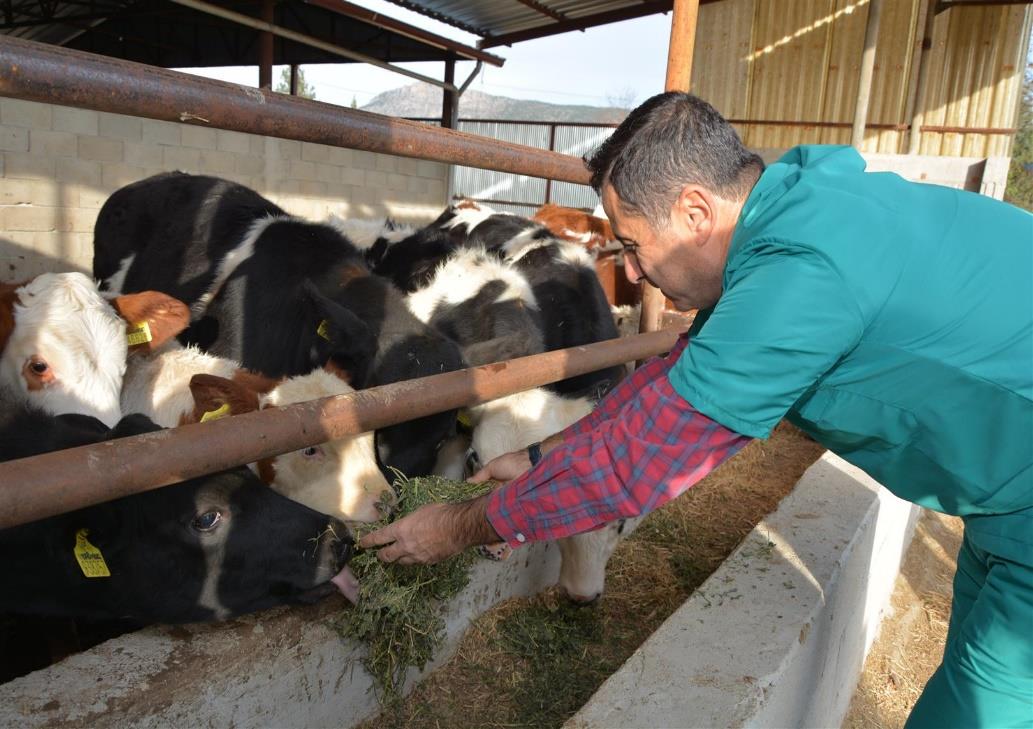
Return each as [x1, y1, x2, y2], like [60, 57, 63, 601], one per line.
[0, 0, 507, 68]
[384, 0, 677, 46]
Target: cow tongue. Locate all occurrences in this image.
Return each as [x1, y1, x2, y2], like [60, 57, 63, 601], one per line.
[331, 565, 360, 604]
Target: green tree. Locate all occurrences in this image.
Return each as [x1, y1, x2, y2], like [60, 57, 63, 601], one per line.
[274, 66, 316, 100]
[1004, 59, 1032, 210]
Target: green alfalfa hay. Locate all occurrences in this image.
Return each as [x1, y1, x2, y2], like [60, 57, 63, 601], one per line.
[332, 474, 495, 706]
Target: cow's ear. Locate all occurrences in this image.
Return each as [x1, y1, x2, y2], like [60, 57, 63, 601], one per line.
[187, 374, 259, 424]
[304, 281, 375, 386]
[366, 237, 388, 268]
[0, 280, 21, 355]
[322, 359, 352, 385]
[110, 291, 190, 354]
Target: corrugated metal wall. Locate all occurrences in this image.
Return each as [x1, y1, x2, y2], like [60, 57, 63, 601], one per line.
[691, 0, 1032, 157]
[450, 122, 614, 212]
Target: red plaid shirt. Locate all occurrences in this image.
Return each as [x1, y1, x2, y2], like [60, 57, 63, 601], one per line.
[486, 334, 751, 547]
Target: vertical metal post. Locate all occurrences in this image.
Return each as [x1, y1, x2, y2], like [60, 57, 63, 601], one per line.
[639, 0, 699, 337]
[442, 58, 457, 129]
[851, 0, 884, 149]
[908, 0, 939, 154]
[544, 122, 558, 205]
[258, 0, 275, 90]
[289, 63, 299, 95]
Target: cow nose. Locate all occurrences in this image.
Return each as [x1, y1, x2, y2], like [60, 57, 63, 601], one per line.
[562, 588, 602, 606]
[338, 532, 359, 565]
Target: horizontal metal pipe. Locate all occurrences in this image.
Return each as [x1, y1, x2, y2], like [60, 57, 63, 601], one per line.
[0, 329, 681, 531]
[0, 36, 591, 185]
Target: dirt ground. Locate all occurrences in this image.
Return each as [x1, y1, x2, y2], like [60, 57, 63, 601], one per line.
[360, 422, 827, 729]
[844, 509, 964, 729]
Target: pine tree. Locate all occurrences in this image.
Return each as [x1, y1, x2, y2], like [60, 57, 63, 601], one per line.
[274, 66, 316, 100]
[1004, 62, 1032, 211]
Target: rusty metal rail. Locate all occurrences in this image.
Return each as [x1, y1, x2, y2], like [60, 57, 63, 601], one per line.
[0, 329, 681, 531]
[0, 36, 590, 185]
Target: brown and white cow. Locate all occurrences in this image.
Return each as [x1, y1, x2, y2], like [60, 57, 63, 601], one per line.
[533, 203, 615, 249]
[0, 272, 187, 427]
[120, 343, 392, 523]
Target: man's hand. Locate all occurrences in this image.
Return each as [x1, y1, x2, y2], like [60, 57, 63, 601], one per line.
[358, 494, 500, 565]
[470, 449, 532, 484]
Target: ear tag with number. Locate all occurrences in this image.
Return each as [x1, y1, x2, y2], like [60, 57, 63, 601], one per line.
[316, 319, 331, 341]
[74, 528, 111, 578]
[126, 321, 153, 347]
[200, 402, 232, 423]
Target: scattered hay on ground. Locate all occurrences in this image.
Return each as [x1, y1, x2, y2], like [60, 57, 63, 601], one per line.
[359, 422, 826, 729]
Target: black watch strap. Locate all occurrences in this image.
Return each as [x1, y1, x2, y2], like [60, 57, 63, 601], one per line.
[527, 441, 543, 467]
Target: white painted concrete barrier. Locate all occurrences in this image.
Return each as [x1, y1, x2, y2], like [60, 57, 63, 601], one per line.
[0, 541, 561, 727]
[567, 452, 921, 729]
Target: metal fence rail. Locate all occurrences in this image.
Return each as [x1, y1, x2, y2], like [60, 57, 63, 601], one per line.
[0, 330, 681, 531]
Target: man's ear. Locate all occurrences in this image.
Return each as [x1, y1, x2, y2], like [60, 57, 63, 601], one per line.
[110, 291, 191, 354]
[673, 185, 715, 244]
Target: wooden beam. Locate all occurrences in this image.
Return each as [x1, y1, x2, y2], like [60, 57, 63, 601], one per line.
[851, 0, 883, 149]
[639, 0, 699, 338]
[258, 0, 274, 90]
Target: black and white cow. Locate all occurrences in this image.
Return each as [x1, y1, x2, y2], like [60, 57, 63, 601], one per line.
[0, 403, 357, 623]
[94, 173, 465, 480]
[405, 246, 544, 367]
[93, 172, 363, 378]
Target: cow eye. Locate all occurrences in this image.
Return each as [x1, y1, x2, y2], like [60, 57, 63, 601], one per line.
[302, 446, 321, 457]
[191, 511, 222, 532]
[29, 358, 48, 375]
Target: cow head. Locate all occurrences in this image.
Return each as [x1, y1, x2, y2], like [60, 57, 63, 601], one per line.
[0, 273, 187, 427]
[188, 368, 393, 523]
[0, 411, 354, 623]
[556, 518, 640, 605]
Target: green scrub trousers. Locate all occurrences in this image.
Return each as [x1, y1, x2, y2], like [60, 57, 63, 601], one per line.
[670, 145, 1033, 727]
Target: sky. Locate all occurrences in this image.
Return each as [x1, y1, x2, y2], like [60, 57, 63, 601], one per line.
[180, 0, 673, 109]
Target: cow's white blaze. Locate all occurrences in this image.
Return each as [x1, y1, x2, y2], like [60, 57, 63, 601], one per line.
[261, 369, 392, 523]
[1, 273, 127, 427]
[103, 253, 135, 294]
[192, 213, 294, 318]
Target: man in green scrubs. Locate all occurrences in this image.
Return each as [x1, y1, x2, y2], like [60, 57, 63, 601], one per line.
[361, 92, 1032, 727]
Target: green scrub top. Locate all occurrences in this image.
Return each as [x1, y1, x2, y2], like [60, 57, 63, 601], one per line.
[669, 145, 1033, 563]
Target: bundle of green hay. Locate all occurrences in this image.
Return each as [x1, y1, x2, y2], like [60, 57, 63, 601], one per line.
[333, 474, 495, 705]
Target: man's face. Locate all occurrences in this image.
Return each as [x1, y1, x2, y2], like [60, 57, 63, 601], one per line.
[601, 183, 723, 311]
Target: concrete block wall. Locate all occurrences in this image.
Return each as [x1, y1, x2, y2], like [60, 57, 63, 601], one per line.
[0, 98, 450, 280]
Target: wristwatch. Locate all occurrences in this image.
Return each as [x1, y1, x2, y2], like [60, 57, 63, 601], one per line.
[527, 441, 543, 467]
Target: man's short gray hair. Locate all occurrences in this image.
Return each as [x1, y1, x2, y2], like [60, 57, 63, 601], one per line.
[586, 93, 764, 223]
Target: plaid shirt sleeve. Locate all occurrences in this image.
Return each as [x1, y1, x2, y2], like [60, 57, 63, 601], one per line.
[485, 358, 751, 547]
[563, 333, 691, 439]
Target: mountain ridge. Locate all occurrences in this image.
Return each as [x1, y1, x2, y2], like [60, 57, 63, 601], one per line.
[361, 83, 629, 123]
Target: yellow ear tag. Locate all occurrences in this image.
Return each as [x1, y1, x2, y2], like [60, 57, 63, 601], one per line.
[74, 528, 111, 578]
[316, 319, 331, 341]
[200, 402, 232, 423]
[457, 409, 473, 429]
[126, 321, 153, 347]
